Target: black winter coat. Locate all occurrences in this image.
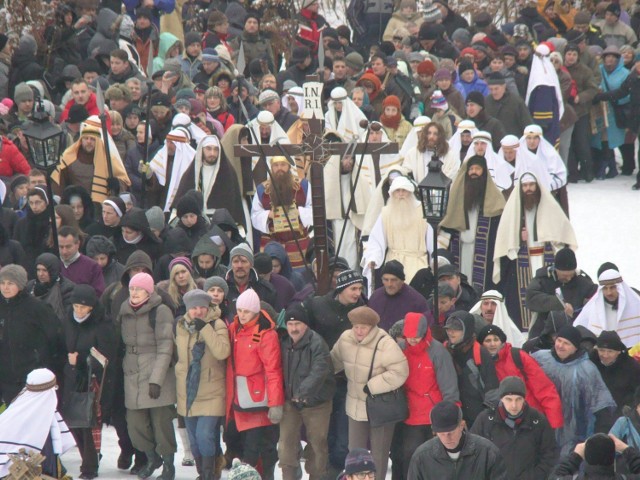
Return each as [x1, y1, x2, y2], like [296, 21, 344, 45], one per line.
[0, 291, 62, 388]
[549, 448, 640, 479]
[225, 269, 278, 315]
[590, 350, 640, 419]
[61, 304, 118, 414]
[407, 432, 507, 479]
[470, 404, 558, 480]
[526, 266, 596, 339]
[280, 328, 336, 407]
[304, 291, 365, 349]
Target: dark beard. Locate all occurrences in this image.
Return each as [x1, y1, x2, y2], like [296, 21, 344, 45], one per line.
[523, 189, 541, 211]
[464, 175, 486, 212]
[271, 172, 295, 208]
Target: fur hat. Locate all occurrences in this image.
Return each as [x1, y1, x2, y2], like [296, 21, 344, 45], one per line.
[0, 264, 27, 290]
[348, 306, 380, 327]
[183, 289, 212, 310]
[204, 276, 229, 297]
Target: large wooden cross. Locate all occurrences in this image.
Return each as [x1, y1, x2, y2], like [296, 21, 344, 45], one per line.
[234, 75, 398, 294]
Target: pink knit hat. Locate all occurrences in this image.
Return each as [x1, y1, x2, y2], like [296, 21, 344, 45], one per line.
[236, 289, 261, 313]
[129, 272, 154, 295]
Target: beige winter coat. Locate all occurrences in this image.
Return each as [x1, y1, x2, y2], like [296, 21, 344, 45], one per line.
[175, 306, 231, 417]
[331, 326, 409, 422]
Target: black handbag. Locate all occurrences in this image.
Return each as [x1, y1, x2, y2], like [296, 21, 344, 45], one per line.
[62, 356, 106, 429]
[365, 337, 409, 428]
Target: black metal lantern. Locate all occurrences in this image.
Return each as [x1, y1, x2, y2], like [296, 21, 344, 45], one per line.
[22, 102, 64, 172]
[22, 100, 63, 255]
[418, 159, 452, 222]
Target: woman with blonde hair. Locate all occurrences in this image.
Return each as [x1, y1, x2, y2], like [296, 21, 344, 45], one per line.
[205, 87, 235, 132]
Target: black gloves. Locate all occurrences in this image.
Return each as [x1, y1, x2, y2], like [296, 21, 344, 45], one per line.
[363, 384, 371, 396]
[193, 318, 207, 331]
[149, 383, 161, 399]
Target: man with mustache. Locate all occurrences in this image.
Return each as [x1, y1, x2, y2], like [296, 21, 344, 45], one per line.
[492, 173, 576, 330]
[251, 156, 312, 269]
[439, 155, 505, 294]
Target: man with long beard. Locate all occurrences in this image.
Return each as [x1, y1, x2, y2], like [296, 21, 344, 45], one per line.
[361, 175, 433, 295]
[251, 157, 312, 269]
[492, 173, 576, 329]
[172, 134, 245, 228]
[439, 156, 505, 293]
[402, 121, 460, 183]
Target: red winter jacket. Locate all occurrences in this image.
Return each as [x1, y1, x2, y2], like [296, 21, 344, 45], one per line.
[402, 317, 460, 425]
[226, 309, 284, 432]
[495, 342, 564, 428]
[59, 93, 112, 132]
[0, 137, 30, 177]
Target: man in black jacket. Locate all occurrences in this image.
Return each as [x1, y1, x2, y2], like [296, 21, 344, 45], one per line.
[471, 376, 558, 480]
[445, 311, 500, 425]
[278, 303, 336, 480]
[525, 247, 596, 339]
[304, 269, 365, 476]
[225, 244, 277, 314]
[408, 400, 507, 479]
[549, 433, 640, 479]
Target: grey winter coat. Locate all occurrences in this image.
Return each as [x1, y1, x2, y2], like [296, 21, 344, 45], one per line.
[484, 90, 534, 138]
[407, 432, 507, 479]
[281, 328, 336, 407]
[118, 292, 177, 409]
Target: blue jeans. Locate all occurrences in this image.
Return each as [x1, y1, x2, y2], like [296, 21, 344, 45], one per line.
[184, 416, 221, 458]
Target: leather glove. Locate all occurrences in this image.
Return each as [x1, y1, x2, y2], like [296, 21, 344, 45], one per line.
[592, 93, 604, 104]
[363, 384, 371, 396]
[148, 383, 161, 399]
[292, 399, 306, 411]
[193, 318, 207, 331]
[268, 405, 284, 424]
[138, 161, 153, 179]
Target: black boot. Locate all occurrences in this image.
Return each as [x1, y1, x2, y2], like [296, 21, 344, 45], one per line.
[194, 455, 202, 480]
[156, 455, 175, 480]
[201, 456, 215, 480]
[136, 451, 162, 479]
[620, 143, 636, 175]
[130, 452, 148, 476]
[118, 452, 133, 470]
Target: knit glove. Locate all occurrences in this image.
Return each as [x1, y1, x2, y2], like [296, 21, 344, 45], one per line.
[138, 161, 153, 179]
[149, 383, 161, 399]
[268, 405, 284, 424]
[192, 318, 207, 331]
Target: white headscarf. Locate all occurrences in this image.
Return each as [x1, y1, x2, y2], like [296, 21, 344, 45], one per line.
[281, 86, 305, 116]
[247, 111, 290, 171]
[525, 44, 565, 119]
[574, 270, 640, 347]
[470, 290, 526, 347]
[448, 119, 477, 160]
[0, 369, 75, 478]
[463, 132, 514, 191]
[399, 116, 431, 158]
[517, 126, 567, 190]
[325, 87, 368, 140]
[172, 112, 207, 144]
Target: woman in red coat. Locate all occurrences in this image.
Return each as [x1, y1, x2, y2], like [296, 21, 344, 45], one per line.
[225, 288, 284, 479]
[0, 136, 30, 177]
[478, 324, 564, 428]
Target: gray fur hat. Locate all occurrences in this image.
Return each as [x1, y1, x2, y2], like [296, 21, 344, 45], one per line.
[0, 264, 28, 290]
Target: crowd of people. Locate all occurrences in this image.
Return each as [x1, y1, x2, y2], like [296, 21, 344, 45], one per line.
[1, 0, 640, 479]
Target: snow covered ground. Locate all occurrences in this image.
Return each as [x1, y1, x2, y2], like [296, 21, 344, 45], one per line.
[58, 174, 640, 479]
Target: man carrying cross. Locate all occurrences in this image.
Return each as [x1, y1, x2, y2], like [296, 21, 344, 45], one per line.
[251, 156, 313, 269]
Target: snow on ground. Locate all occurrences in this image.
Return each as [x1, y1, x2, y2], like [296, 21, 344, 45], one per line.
[60, 174, 640, 480]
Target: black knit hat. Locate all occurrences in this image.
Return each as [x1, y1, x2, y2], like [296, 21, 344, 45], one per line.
[596, 330, 626, 352]
[10, 175, 28, 193]
[458, 60, 475, 76]
[71, 284, 97, 307]
[556, 325, 582, 350]
[477, 324, 507, 344]
[68, 104, 90, 124]
[466, 91, 485, 108]
[606, 2, 621, 17]
[498, 376, 526, 398]
[380, 260, 405, 280]
[554, 247, 577, 271]
[585, 433, 615, 466]
[335, 270, 364, 294]
[176, 194, 202, 218]
[284, 302, 310, 326]
[253, 252, 273, 275]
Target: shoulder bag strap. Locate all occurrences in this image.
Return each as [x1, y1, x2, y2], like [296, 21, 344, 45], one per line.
[367, 336, 385, 381]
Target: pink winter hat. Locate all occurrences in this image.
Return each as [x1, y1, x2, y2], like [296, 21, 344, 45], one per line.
[236, 288, 261, 313]
[130, 272, 154, 295]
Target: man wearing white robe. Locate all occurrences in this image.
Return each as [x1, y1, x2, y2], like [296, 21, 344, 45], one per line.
[517, 124, 567, 192]
[449, 119, 477, 164]
[172, 112, 207, 145]
[357, 122, 404, 192]
[247, 110, 291, 186]
[361, 176, 434, 296]
[470, 290, 526, 347]
[325, 86, 368, 140]
[493, 173, 577, 329]
[148, 129, 196, 212]
[401, 121, 460, 184]
[463, 131, 514, 191]
[574, 269, 640, 347]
